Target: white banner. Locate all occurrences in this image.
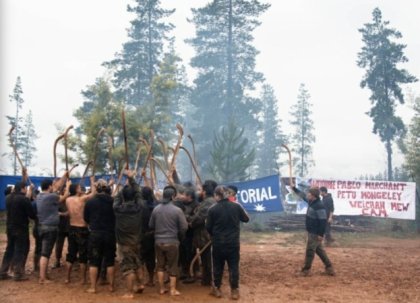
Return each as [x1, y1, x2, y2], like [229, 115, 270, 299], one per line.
[294, 178, 417, 220]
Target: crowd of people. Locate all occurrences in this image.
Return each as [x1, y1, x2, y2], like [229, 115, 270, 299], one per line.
[0, 168, 336, 300]
[0, 169, 251, 300]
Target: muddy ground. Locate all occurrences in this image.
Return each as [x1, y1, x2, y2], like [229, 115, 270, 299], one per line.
[1, 231, 420, 303]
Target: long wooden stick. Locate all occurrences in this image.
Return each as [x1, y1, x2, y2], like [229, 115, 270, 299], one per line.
[8, 126, 31, 183]
[63, 125, 74, 175]
[133, 139, 143, 173]
[113, 161, 127, 196]
[150, 157, 173, 185]
[189, 240, 212, 278]
[79, 161, 93, 186]
[106, 133, 114, 176]
[157, 138, 170, 170]
[187, 134, 200, 185]
[281, 144, 293, 186]
[92, 128, 106, 176]
[53, 133, 66, 178]
[122, 110, 129, 169]
[167, 124, 183, 183]
[180, 146, 202, 186]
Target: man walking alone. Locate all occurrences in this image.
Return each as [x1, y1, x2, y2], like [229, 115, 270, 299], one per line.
[292, 185, 335, 276]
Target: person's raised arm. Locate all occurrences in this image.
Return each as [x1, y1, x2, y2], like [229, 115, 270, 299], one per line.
[59, 179, 71, 202]
[290, 181, 308, 203]
[26, 183, 34, 200]
[81, 176, 97, 203]
[53, 170, 69, 193]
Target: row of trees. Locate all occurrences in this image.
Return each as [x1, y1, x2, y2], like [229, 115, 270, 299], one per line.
[64, 0, 301, 183]
[5, 3, 418, 185]
[5, 77, 38, 175]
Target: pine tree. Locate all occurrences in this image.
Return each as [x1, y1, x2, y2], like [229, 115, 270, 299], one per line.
[257, 84, 285, 177]
[105, 0, 174, 106]
[74, 78, 139, 173]
[186, 0, 270, 173]
[208, 119, 255, 182]
[21, 110, 38, 168]
[404, 96, 420, 183]
[148, 45, 190, 142]
[6, 77, 25, 175]
[289, 83, 315, 177]
[357, 7, 417, 181]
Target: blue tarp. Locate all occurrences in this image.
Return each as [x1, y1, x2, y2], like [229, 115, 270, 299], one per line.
[0, 175, 111, 211]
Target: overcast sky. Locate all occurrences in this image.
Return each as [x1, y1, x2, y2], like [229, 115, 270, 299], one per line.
[1, 0, 419, 179]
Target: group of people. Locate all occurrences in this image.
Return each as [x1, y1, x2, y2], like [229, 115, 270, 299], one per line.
[1, 168, 336, 300]
[0, 169, 251, 300]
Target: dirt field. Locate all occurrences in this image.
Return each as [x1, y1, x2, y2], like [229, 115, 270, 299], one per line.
[1, 231, 420, 303]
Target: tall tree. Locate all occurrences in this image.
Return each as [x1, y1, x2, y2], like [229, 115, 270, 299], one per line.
[148, 45, 190, 142]
[357, 7, 417, 180]
[187, 0, 270, 174]
[6, 77, 25, 175]
[404, 96, 420, 183]
[208, 119, 255, 182]
[73, 78, 142, 174]
[289, 83, 315, 177]
[105, 0, 174, 106]
[21, 110, 38, 168]
[257, 84, 285, 177]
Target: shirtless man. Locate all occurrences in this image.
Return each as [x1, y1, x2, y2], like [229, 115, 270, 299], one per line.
[65, 176, 96, 284]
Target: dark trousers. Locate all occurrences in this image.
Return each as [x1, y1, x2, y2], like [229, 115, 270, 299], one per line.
[32, 224, 42, 270]
[212, 245, 240, 289]
[179, 235, 194, 277]
[303, 233, 332, 271]
[0, 229, 30, 278]
[55, 230, 68, 262]
[325, 222, 333, 242]
[201, 245, 212, 285]
[140, 233, 155, 276]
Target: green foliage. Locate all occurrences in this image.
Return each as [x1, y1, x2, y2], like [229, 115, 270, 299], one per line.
[186, 0, 270, 175]
[149, 46, 190, 142]
[5, 79, 38, 174]
[257, 84, 286, 177]
[357, 7, 417, 180]
[404, 97, 420, 183]
[73, 78, 133, 174]
[21, 110, 38, 168]
[208, 119, 255, 182]
[289, 83, 315, 177]
[105, 0, 174, 106]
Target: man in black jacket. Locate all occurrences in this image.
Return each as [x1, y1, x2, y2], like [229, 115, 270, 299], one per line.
[0, 181, 36, 281]
[292, 185, 335, 276]
[84, 179, 116, 294]
[320, 187, 335, 245]
[113, 170, 146, 299]
[206, 185, 249, 300]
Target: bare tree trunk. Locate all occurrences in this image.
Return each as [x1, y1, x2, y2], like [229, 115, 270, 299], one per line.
[227, 0, 233, 116]
[386, 139, 393, 181]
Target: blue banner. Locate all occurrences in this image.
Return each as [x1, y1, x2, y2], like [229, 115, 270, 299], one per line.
[230, 174, 283, 213]
[1, 174, 284, 213]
